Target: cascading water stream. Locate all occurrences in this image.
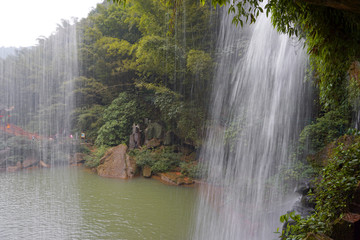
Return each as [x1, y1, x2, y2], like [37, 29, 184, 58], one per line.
[0, 19, 78, 168]
[192, 8, 311, 240]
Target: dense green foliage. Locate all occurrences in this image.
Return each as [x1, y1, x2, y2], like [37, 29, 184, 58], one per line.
[299, 109, 349, 154]
[95, 92, 146, 146]
[0, 0, 217, 149]
[279, 135, 360, 239]
[84, 145, 109, 168]
[76, 0, 217, 148]
[130, 147, 181, 173]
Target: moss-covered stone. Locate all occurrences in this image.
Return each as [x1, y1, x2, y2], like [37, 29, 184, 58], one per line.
[143, 165, 152, 178]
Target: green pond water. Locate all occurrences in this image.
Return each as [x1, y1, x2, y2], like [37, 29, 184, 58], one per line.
[0, 167, 198, 240]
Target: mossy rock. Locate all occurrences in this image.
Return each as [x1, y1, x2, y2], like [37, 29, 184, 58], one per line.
[159, 172, 194, 185]
[143, 165, 152, 178]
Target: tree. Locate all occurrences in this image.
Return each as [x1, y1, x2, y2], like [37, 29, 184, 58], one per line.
[95, 92, 145, 146]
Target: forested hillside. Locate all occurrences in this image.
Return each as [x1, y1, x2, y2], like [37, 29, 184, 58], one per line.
[75, 0, 217, 146]
[0, 0, 218, 179]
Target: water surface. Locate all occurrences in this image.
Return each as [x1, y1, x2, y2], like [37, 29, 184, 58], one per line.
[0, 167, 197, 240]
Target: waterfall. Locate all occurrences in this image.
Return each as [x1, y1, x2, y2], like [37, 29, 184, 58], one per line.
[0, 19, 78, 168]
[192, 9, 311, 240]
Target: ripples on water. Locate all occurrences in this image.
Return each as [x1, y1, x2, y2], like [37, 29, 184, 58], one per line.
[0, 167, 197, 240]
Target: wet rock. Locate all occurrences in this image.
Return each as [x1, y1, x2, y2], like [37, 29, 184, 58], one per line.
[39, 160, 49, 168]
[180, 152, 196, 162]
[295, 182, 312, 195]
[70, 153, 86, 165]
[301, 194, 316, 209]
[331, 213, 360, 240]
[129, 134, 135, 149]
[125, 154, 137, 177]
[143, 165, 152, 178]
[7, 166, 19, 172]
[180, 143, 195, 156]
[159, 172, 194, 185]
[129, 124, 142, 149]
[97, 144, 136, 179]
[22, 157, 38, 168]
[6, 161, 22, 172]
[146, 138, 161, 149]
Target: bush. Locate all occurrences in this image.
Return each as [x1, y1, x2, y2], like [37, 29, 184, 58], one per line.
[84, 145, 109, 168]
[299, 109, 349, 154]
[180, 161, 206, 179]
[278, 135, 360, 239]
[96, 92, 146, 146]
[131, 147, 181, 173]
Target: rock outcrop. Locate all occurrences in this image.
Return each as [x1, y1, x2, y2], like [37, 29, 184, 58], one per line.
[22, 157, 38, 168]
[129, 124, 142, 149]
[146, 138, 161, 149]
[159, 172, 194, 185]
[142, 165, 152, 178]
[97, 144, 136, 179]
[70, 153, 86, 165]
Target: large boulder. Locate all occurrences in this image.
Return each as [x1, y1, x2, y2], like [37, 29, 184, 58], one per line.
[97, 144, 136, 179]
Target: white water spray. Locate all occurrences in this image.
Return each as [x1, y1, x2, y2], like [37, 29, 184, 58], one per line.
[193, 9, 311, 240]
[0, 19, 78, 168]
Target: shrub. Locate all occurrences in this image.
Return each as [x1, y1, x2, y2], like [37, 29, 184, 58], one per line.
[131, 147, 181, 173]
[299, 109, 349, 154]
[96, 92, 146, 146]
[278, 136, 360, 239]
[180, 161, 206, 179]
[84, 145, 109, 168]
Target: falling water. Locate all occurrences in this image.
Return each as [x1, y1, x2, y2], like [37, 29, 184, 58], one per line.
[0, 19, 78, 169]
[193, 9, 311, 240]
